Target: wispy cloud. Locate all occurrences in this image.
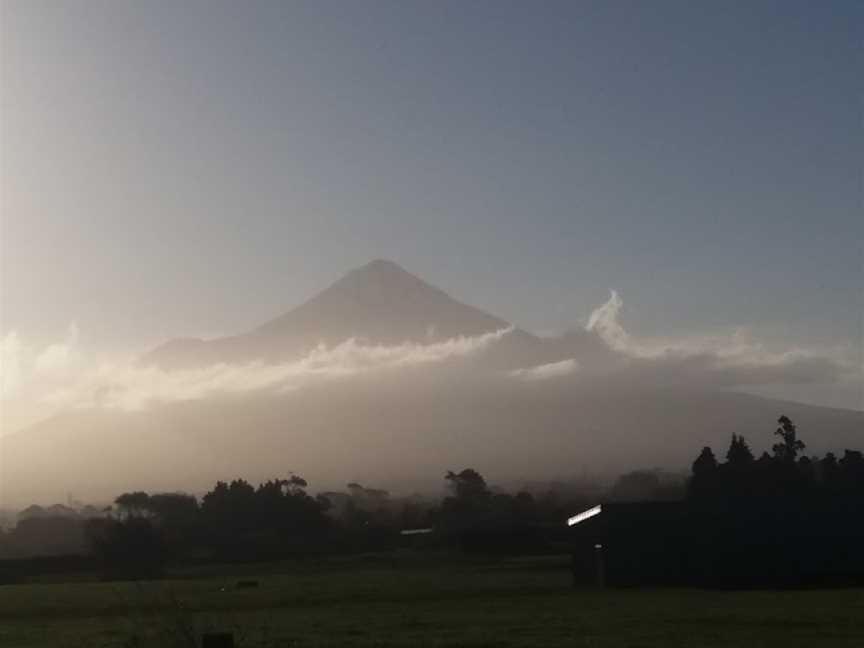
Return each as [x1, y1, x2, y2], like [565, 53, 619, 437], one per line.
[0, 327, 514, 433]
[508, 359, 579, 381]
[584, 290, 857, 389]
[585, 289, 629, 351]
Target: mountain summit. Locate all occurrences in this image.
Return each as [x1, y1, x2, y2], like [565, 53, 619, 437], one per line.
[142, 260, 514, 369]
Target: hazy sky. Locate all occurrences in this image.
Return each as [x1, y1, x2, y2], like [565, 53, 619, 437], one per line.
[2, 1, 861, 359]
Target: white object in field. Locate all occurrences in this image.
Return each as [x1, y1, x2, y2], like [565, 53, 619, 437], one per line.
[567, 504, 602, 527]
[400, 528, 433, 535]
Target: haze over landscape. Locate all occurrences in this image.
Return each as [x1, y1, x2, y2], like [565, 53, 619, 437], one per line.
[1, 1, 862, 507]
[1, 258, 862, 506]
[2, 5, 864, 646]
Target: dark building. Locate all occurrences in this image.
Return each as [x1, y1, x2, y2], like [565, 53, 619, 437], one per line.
[568, 502, 864, 588]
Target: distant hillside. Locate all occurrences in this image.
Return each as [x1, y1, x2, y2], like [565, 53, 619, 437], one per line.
[143, 260, 524, 369]
[4, 259, 861, 507]
[3, 370, 862, 506]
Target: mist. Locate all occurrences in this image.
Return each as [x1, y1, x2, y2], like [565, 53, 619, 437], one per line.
[2, 279, 860, 508]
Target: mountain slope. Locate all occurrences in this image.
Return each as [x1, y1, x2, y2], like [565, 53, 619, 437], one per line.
[3, 377, 862, 506]
[142, 259, 522, 369]
[4, 259, 860, 506]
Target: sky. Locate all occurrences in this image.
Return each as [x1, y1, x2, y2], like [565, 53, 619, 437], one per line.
[1, 1, 862, 410]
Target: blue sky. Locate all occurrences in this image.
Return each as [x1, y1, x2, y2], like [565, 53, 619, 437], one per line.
[2, 0, 861, 364]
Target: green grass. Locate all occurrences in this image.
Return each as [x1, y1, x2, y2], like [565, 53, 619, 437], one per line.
[1, 554, 863, 647]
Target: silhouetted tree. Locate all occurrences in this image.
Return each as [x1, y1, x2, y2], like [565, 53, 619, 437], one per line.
[726, 434, 754, 466]
[435, 470, 550, 553]
[114, 492, 152, 518]
[199, 476, 329, 559]
[0, 517, 87, 558]
[445, 469, 490, 502]
[200, 479, 262, 558]
[693, 447, 718, 475]
[437, 469, 492, 542]
[146, 493, 198, 523]
[773, 415, 805, 462]
[689, 447, 718, 501]
[144, 493, 199, 555]
[838, 450, 864, 492]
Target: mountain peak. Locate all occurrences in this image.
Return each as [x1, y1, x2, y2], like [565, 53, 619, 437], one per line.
[326, 259, 436, 300]
[357, 258, 408, 274]
[143, 259, 515, 368]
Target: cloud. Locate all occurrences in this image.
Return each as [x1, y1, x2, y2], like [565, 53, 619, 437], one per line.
[584, 290, 857, 390]
[2, 290, 859, 437]
[0, 331, 23, 398]
[586, 290, 629, 351]
[508, 359, 579, 382]
[1, 324, 90, 431]
[0, 326, 514, 433]
[34, 323, 82, 373]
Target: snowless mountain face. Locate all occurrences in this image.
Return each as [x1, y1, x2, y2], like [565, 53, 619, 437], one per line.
[142, 260, 526, 369]
[2, 259, 861, 506]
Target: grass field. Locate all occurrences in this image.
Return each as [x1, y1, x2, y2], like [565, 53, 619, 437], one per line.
[1, 554, 863, 647]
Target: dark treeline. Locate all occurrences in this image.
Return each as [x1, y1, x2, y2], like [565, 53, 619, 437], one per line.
[678, 416, 864, 587]
[689, 416, 864, 505]
[81, 471, 597, 579]
[572, 416, 864, 588]
[0, 466, 679, 579]
[2, 414, 861, 586]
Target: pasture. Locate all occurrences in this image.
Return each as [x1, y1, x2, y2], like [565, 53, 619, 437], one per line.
[1, 554, 862, 647]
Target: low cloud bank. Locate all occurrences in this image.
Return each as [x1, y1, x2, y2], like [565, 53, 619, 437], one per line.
[0, 327, 513, 433]
[1, 293, 859, 435]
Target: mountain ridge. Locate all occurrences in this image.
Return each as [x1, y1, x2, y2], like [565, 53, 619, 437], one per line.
[142, 259, 529, 369]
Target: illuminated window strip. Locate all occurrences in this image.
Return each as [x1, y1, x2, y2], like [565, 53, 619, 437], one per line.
[567, 504, 602, 527]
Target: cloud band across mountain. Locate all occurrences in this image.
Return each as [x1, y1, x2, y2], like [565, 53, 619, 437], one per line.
[2, 290, 858, 438]
[0, 327, 514, 431]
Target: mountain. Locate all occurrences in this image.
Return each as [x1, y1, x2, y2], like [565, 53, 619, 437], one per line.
[143, 259, 528, 369]
[2, 259, 861, 506]
[3, 377, 862, 506]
